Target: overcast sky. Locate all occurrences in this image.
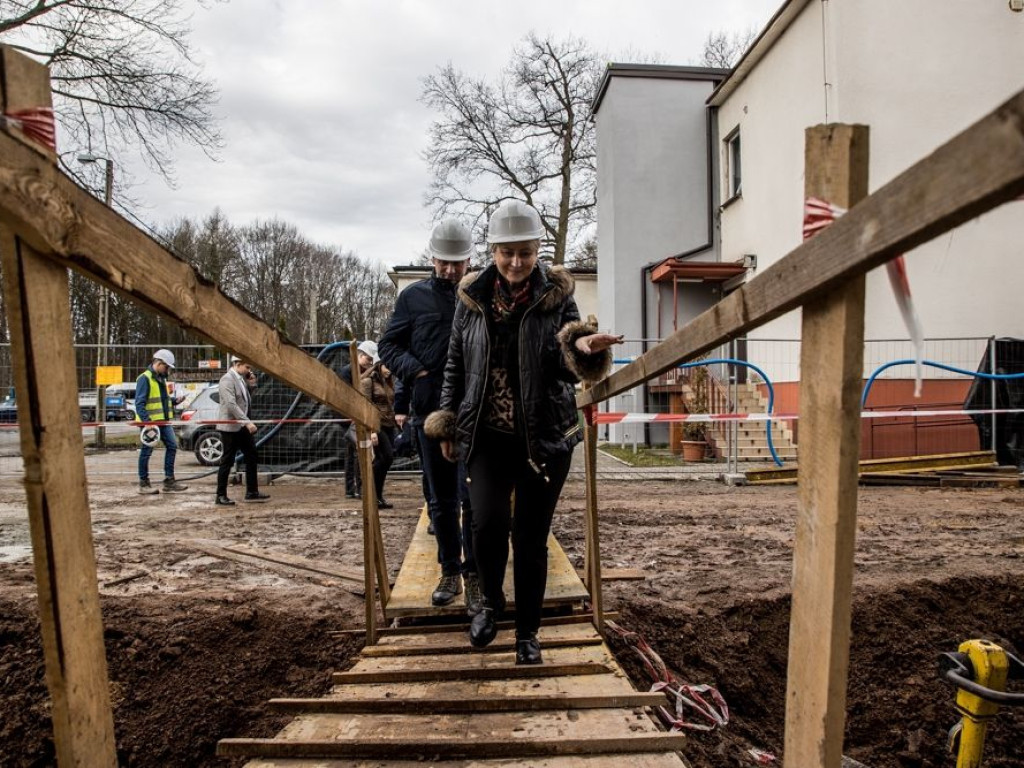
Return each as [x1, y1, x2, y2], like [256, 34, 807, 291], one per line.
[127, 0, 781, 268]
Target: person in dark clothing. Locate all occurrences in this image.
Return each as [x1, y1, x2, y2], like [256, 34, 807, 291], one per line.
[426, 200, 621, 665]
[379, 219, 480, 613]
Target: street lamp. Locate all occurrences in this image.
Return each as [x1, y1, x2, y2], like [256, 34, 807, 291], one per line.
[309, 296, 330, 344]
[78, 154, 114, 443]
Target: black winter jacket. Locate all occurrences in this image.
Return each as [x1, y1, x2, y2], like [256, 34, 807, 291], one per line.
[425, 264, 611, 468]
[378, 275, 459, 424]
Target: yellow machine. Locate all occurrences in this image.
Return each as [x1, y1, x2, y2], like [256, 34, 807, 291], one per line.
[942, 639, 1024, 767]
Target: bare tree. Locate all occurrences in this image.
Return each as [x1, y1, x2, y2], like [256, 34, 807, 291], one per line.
[421, 33, 600, 265]
[700, 27, 759, 69]
[0, 0, 221, 184]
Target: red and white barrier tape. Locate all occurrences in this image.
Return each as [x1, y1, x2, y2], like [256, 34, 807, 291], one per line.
[594, 407, 1024, 425]
[2, 107, 57, 152]
[605, 620, 729, 733]
[804, 197, 925, 396]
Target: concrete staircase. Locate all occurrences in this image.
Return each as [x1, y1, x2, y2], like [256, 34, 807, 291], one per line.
[712, 382, 799, 462]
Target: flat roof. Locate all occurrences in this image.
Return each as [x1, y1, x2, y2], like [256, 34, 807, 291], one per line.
[707, 0, 810, 107]
[592, 63, 730, 115]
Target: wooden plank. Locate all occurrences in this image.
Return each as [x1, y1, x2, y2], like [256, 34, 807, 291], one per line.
[218, 734, 687, 760]
[0, 93, 378, 432]
[243, 756, 686, 768]
[352, 344, 378, 646]
[940, 475, 1021, 489]
[325, 670, 646, 702]
[583, 396, 604, 630]
[785, 123, 869, 768]
[576, 567, 648, 582]
[220, 544, 366, 584]
[332, 662, 611, 684]
[745, 450, 997, 484]
[186, 541, 365, 596]
[0, 48, 117, 767]
[578, 88, 1024, 408]
[347, 642, 613, 673]
[386, 506, 588, 616]
[360, 635, 604, 657]
[377, 621, 600, 647]
[268, 690, 668, 714]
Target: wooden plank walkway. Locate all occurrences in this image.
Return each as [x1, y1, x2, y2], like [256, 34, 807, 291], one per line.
[218, 526, 685, 766]
[385, 506, 590, 618]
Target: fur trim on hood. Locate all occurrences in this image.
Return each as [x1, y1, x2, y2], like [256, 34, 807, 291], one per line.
[458, 264, 574, 314]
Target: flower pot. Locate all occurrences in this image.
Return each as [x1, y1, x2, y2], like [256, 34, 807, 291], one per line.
[681, 440, 706, 462]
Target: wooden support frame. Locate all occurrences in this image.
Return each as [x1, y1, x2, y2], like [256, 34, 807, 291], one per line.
[0, 48, 117, 766]
[0, 43, 386, 759]
[350, 343, 380, 645]
[582, 385, 604, 630]
[577, 88, 1024, 409]
[784, 123, 869, 767]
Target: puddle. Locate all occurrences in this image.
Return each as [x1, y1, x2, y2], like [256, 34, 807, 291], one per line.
[0, 544, 32, 563]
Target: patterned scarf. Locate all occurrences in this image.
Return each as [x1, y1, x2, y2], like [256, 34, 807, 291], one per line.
[491, 275, 532, 323]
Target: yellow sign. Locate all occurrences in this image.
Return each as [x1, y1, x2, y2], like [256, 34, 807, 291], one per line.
[95, 366, 123, 386]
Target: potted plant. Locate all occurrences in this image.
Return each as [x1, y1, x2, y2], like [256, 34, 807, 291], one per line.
[681, 365, 708, 461]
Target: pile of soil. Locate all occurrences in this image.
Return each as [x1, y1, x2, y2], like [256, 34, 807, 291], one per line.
[608, 574, 1024, 767]
[0, 594, 363, 767]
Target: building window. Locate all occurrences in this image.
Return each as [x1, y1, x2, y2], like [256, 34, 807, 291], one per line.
[724, 127, 741, 202]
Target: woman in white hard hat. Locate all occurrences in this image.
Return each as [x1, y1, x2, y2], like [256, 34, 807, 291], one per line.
[426, 200, 621, 664]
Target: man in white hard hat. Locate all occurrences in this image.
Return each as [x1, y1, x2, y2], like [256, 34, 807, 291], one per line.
[135, 348, 188, 494]
[379, 219, 480, 612]
[215, 355, 269, 506]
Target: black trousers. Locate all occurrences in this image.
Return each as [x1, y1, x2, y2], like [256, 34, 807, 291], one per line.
[216, 428, 259, 496]
[345, 435, 361, 496]
[467, 429, 572, 636]
[372, 426, 396, 500]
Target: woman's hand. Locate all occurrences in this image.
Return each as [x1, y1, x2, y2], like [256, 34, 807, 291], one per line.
[575, 333, 624, 355]
[440, 439, 457, 462]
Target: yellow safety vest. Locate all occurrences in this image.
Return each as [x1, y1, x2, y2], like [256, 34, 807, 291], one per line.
[134, 369, 171, 422]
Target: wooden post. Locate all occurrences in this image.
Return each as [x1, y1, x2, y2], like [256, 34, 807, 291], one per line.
[350, 342, 378, 644]
[583, 403, 604, 630]
[784, 123, 869, 767]
[0, 48, 117, 765]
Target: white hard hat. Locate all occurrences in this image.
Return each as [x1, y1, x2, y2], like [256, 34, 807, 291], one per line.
[428, 219, 474, 262]
[486, 200, 544, 244]
[140, 425, 161, 448]
[153, 349, 176, 369]
[356, 340, 379, 364]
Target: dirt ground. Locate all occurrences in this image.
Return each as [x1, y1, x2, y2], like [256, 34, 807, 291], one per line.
[2, 464, 1024, 767]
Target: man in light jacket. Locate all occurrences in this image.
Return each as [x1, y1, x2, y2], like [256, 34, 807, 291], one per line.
[215, 355, 270, 506]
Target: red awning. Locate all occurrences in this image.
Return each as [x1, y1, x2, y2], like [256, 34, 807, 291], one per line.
[650, 259, 747, 284]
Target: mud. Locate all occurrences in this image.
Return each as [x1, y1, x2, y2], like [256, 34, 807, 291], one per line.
[2, 472, 1023, 767]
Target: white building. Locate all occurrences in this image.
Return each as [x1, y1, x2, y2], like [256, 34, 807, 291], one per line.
[713, 0, 1024, 350]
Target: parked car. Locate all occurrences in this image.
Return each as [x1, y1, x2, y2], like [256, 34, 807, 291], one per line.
[177, 387, 223, 466]
[0, 389, 17, 424]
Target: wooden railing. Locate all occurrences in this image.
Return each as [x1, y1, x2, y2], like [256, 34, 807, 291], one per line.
[578, 94, 1024, 766]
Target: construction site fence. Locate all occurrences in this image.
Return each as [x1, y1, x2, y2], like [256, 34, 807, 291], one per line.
[600, 335, 1017, 467]
[0, 336, 1016, 482]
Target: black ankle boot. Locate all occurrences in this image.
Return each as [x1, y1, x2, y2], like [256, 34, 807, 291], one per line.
[469, 607, 498, 648]
[515, 632, 542, 665]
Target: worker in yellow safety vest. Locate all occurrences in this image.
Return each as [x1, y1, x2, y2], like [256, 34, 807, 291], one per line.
[135, 348, 188, 495]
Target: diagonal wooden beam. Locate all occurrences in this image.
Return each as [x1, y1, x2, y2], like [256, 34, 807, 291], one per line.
[0, 107, 378, 428]
[578, 87, 1024, 407]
